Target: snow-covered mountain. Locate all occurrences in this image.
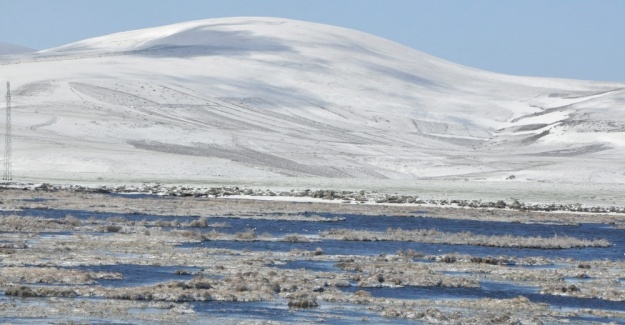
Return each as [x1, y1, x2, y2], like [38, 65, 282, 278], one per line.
[1, 17, 624, 189]
[0, 42, 35, 55]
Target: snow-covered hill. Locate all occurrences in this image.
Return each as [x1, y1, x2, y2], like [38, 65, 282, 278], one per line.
[0, 42, 35, 55]
[1, 17, 624, 192]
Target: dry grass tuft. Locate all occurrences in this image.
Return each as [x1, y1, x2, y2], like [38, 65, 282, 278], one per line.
[287, 291, 319, 308]
[320, 227, 611, 249]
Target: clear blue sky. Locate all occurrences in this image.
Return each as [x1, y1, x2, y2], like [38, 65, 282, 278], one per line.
[1, 0, 624, 82]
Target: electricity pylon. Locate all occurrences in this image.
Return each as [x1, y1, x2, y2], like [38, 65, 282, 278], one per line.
[3, 81, 12, 181]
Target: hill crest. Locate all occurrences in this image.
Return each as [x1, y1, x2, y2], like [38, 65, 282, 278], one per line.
[1, 17, 623, 186]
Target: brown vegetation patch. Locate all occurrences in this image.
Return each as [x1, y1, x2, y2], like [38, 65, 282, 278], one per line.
[320, 227, 611, 249]
[0, 266, 121, 285]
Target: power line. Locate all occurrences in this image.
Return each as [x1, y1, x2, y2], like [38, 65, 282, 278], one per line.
[3, 81, 12, 181]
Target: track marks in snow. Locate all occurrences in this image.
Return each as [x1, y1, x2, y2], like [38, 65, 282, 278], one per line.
[70, 82, 159, 107]
[14, 81, 58, 97]
[69, 81, 444, 148]
[27, 116, 60, 131]
[128, 140, 363, 178]
[527, 144, 612, 157]
[412, 119, 448, 134]
[215, 97, 386, 145]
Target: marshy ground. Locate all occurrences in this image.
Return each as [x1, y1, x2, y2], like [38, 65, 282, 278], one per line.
[1, 188, 624, 324]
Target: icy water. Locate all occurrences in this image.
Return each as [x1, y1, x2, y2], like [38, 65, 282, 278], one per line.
[3, 206, 625, 324]
[6, 208, 624, 261]
[65, 264, 203, 287]
[340, 282, 625, 313]
[190, 300, 415, 324]
[187, 237, 622, 261]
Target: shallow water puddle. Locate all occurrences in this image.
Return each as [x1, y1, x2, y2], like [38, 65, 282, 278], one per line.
[64, 264, 202, 287]
[186, 237, 621, 261]
[563, 276, 593, 284]
[191, 299, 414, 324]
[558, 315, 625, 325]
[3, 208, 202, 224]
[342, 281, 625, 313]
[274, 260, 345, 273]
[341, 281, 535, 300]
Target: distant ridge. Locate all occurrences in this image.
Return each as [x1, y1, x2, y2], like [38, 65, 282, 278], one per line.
[0, 42, 35, 55]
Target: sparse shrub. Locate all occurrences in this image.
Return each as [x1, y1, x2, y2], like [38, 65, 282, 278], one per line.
[107, 216, 126, 223]
[557, 285, 580, 293]
[5, 286, 77, 298]
[190, 278, 213, 290]
[5, 286, 37, 297]
[312, 286, 325, 292]
[350, 290, 373, 304]
[64, 214, 82, 227]
[284, 234, 305, 242]
[470, 256, 511, 265]
[441, 255, 457, 263]
[174, 270, 192, 275]
[397, 249, 424, 258]
[177, 230, 203, 240]
[235, 284, 249, 292]
[288, 292, 319, 308]
[259, 232, 273, 239]
[205, 229, 220, 239]
[322, 227, 611, 249]
[235, 228, 257, 241]
[189, 216, 209, 227]
[106, 225, 122, 233]
[574, 273, 590, 279]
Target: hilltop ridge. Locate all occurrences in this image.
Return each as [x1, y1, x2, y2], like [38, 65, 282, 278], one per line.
[0, 17, 623, 193]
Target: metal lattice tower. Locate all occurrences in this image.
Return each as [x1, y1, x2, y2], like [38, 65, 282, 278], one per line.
[3, 81, 11, 181]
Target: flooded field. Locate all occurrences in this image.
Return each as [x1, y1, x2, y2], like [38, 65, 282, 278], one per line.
[1, 188, 625, 324]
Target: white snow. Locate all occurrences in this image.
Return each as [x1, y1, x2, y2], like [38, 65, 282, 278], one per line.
[0, 17, 624, 202]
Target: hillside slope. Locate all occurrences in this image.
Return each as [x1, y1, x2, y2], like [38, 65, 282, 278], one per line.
[0, 17, 624, 189]
[0, 42, 35, 55]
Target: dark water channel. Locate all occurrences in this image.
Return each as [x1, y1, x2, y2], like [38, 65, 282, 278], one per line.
[187, 238, 621, 261]
[190, 300, 414, 324]
[6, 208, 624, 261]
[340, 282, 625, 313]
